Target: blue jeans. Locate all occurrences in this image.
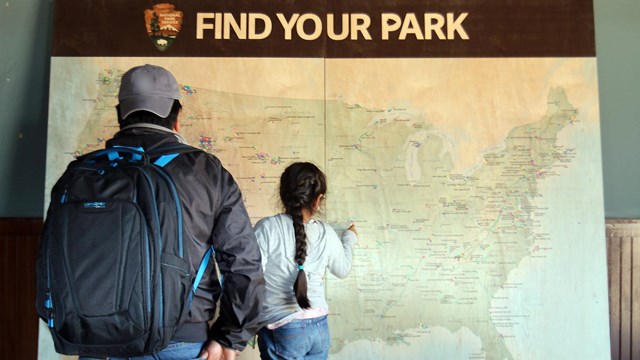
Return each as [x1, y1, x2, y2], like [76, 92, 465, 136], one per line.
[79, 341, 204, 360]
[258, 315, 330, 360]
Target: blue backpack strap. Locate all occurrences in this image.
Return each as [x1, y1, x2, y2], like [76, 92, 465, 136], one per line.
[107, 150, 119, 161]
[149, 143, 198, 167]
[111, 146, 145, 161]
[153, 153, 180, 167]
[84, 146, 147, 163]
[190, 246, 213, 309]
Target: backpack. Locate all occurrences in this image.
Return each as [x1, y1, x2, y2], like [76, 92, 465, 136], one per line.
[36, 144, 212, 357]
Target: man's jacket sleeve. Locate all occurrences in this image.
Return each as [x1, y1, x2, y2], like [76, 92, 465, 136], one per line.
[208, 167, 265, 350]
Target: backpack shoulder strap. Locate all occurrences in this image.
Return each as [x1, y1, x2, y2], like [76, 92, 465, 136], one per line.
[147, 143, 202, 168]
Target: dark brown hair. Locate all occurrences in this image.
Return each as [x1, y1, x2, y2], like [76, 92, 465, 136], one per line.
[116, 100, 182, 130]
[279, 162, 327, 309]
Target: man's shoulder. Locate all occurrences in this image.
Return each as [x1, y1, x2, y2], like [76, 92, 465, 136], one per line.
[169, 145, 221, 167]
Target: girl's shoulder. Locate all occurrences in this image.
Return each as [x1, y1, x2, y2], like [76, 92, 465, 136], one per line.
[307, 219, 340, 241]
[254, 214, 294, 236]
[256, 213, 289, 225]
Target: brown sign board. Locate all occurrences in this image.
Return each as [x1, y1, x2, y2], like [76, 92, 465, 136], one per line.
[51, 0, 596, 58]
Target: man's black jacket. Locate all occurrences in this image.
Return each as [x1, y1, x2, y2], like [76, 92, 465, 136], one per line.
[107, 124, 265, 351]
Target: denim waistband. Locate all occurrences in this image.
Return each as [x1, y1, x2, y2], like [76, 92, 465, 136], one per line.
[280, 315, 327, 328]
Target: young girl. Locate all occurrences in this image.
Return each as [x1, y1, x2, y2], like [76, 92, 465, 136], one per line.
[254, 162, 358, 360]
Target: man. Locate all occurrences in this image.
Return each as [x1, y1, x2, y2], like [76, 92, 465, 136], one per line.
[104, 64, 264, 359]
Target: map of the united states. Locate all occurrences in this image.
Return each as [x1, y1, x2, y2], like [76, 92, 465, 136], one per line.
[45, 57, 610, 360]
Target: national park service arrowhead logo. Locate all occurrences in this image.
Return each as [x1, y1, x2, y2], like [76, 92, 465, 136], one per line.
[145, 3, 183, 52]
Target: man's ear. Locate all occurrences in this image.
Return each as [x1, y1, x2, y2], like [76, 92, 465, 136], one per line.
[115, 105, 125, 129]
[173, 109, 181, 132]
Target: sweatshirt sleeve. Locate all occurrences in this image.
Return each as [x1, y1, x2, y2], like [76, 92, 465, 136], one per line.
[326, 226, 358, 279]
[207, 167, 265, 351]
[253, 217, 272, 272]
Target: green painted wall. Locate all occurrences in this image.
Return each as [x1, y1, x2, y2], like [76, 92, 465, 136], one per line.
[594, 0, 640, 218]
[0, 0, 638, 218]
[0, 0, 51, 217]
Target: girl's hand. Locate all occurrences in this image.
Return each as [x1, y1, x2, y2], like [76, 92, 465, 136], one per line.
[347, 223, 358, 236]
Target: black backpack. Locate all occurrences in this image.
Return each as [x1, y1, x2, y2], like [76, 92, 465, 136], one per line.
[36, 145, 212, 357]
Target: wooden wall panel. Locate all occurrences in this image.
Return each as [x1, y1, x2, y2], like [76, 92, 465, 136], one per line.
[634, 233, 640, 360]
[607, 219, 640, 360]
[621, 234, 631, 360]
[609, 230, 622, 360]
[0, 219, 42, 360]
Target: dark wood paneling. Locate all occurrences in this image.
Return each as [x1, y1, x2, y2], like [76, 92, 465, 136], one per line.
[0, 218, 43, 360]
[607, 219, 640, 360]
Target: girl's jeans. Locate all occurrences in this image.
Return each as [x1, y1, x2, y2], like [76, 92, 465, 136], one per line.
[257, 315, 330, 360]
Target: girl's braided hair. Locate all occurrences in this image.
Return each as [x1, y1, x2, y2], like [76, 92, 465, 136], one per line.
[279, 162, 327, 309]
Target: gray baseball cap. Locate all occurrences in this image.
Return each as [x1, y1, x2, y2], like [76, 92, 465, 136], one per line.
[118, 64, 181, 119]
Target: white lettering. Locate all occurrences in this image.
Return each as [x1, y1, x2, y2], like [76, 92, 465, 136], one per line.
[447, 12, 469, 40]
[382, 12, 469, 41]
[224, 13, 246, 39]
[351, 13, 372, 40]
[399, 13, 423, 40]
[296, 13, 323, 40]
[198, 12, 468, 42]
[277, 13, 299, 40]
[424, 13, 446, 40]
[249, 13, 272, 40]
[327, 13, 349, 41]
[381, 13, 402, 40]
[196, 13, 214, 39]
